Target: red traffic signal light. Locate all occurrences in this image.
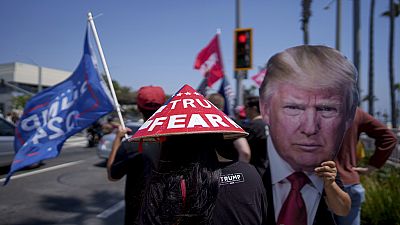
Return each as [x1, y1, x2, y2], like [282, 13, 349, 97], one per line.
[234, 28, 252, 70]
[238, 33, 247, 43]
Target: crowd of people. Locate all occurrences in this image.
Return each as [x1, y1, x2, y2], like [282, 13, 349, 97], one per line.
[104, 45, 397, 225]
[0, 110, 20, 124]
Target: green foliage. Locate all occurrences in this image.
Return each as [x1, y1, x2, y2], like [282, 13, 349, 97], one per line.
[102, 76, 137, 105]
[395, 83, 400, 91]
[11, 95, 31, 110]
[360, 165, 400, 225]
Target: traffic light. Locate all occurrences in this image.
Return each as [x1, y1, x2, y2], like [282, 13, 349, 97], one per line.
[234, 28, 252, 70]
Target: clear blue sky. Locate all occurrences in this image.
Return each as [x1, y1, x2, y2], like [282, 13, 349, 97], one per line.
[0, 0, 398, 115]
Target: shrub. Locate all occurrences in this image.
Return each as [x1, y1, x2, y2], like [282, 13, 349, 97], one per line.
[361, 165, 400, 225]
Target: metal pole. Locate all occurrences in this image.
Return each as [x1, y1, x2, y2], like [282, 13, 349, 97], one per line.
[38, 66, 42, 92]
[87, 12, 127, 137]
[353, 0, 361, 95]
[235, 0, 244, 106]
[335, 0, 341, 51]
[2, 79, 34, 96]
[236, 0, 240, 28]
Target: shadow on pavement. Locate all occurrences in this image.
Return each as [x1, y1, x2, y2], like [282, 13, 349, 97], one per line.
[11, 190, 124, 225]
[94, 160, 107, 168]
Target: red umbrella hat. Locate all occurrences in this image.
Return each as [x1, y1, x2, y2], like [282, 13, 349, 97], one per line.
[129, 84, 248, 142]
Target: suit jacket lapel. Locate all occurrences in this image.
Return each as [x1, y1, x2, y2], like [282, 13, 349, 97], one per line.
[263, 160, 337, 225]
[263, 160, 277, 225]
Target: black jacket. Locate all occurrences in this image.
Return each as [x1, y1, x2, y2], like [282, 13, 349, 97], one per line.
[262, 160, 339, 225]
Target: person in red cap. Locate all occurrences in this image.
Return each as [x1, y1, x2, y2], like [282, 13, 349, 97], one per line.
[234, 105, 247, 124]
[135, 85, 166, 120]
[107, 85, 166, 225]
[132, 84, 268, 225]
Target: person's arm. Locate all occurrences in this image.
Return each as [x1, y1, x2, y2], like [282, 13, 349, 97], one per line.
[106, 125, 131, 181]
[352, 164, 377, 175]
[315, 161, 351, 216]
[357, 109, 398, 170]
[233, 137, 251, 162]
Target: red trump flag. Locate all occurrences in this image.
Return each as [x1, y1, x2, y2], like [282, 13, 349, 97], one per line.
[251, 68, 267, 88]
[194, 34, 225, 87]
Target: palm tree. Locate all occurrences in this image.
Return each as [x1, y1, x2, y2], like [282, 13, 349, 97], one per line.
[368, 0, 376, 115]
[301, 0, 312, 44]
[396, 83, 400, 125]
[382, 0, 399, 128]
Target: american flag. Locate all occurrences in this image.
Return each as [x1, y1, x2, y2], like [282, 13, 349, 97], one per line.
[197, 76, 209, 96]
[218, 77, 235, 117]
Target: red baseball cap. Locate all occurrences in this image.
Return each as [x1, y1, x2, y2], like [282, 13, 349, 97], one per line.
[137, 86, 166, 110]
[235, 105, 246, 119]
[130, 84, 248, 142]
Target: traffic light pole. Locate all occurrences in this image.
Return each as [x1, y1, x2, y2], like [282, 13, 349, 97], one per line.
[236, 71, 245, 106]
[235, 0, 244, 106]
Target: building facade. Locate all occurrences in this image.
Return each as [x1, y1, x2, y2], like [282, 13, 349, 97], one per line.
[0, 62, 71, 115]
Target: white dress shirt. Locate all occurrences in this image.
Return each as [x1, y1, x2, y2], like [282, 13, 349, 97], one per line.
[267, 138, 325, 225]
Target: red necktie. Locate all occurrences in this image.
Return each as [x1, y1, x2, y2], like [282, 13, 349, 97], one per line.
[277, 172, 310, 225]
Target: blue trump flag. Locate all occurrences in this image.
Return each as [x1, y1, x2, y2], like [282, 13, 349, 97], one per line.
[218, 76, 235, 117]
[4, 28, 115, 184]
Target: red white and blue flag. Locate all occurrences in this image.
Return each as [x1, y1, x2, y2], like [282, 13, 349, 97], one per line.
[196, 77, 209, 96]
[218, 77, 235, 117]
[4, 27, 114, 184]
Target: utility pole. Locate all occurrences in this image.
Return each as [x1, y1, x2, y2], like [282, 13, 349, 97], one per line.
[235, 0, 246, 106]
[353, 0, 361, 96]
[336, 0, 341, 51]
[38, 66, 42, 92]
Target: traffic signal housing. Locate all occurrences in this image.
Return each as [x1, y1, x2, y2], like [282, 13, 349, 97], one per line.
[234, 28, 252, 70]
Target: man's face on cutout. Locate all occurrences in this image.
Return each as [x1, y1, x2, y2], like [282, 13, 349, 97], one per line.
[261, 83, 348, 172]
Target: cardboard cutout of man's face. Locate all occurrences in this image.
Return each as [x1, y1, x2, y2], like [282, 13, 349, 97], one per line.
[261, 83, 348, 172]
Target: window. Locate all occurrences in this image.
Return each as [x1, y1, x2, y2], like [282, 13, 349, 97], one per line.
[0, 118, 15, 136]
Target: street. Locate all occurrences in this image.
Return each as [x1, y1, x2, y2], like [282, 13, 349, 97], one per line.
[0, 136, 125, 225]
[0, 134, 398, 225]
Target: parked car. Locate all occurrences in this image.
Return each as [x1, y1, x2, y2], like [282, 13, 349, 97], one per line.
[97, 121, 143, 160]
[0, 117, 15, 167]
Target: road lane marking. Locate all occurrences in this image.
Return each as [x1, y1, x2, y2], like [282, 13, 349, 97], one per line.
[64, 137, 87, 148]
[0, 160, 85, 182]
[97, 200, 125, 218]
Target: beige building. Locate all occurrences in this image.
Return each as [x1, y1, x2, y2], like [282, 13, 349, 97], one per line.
[0, 62, 71, 115]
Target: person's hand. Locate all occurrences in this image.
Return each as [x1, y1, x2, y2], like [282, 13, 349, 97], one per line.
[353, 165, 377, 175]
[314, 161, 337, 186]
[116, 126, 131, 139]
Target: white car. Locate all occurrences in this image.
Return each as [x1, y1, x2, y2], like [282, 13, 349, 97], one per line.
[97, 121, 143, 160]
[0, 117, 15, 167]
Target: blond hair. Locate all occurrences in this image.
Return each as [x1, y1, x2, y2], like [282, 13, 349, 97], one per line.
[259, 45, 359, 119]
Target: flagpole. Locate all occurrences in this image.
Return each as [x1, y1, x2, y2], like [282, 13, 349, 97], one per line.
[87, 12, 127, 137]
[216, 28, 224, 75]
